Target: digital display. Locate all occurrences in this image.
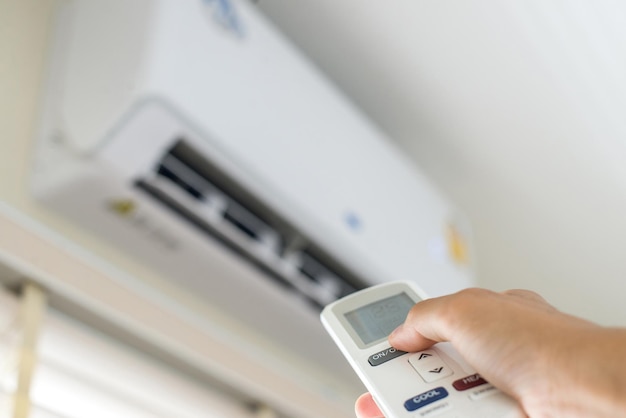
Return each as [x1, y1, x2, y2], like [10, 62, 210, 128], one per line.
[344, 293, 415, 345]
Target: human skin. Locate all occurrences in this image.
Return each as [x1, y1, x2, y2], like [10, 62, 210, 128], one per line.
[355, 288, 626, 418]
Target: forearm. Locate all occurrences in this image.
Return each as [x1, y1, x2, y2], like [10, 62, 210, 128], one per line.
[523, 327, 626, 417]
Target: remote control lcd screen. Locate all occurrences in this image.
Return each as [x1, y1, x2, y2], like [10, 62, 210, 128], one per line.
[344, 293, 415, 345]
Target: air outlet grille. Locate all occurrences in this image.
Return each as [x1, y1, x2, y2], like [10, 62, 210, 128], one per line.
[135, 139, 364, 309]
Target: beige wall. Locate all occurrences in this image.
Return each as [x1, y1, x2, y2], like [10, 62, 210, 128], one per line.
[1, 0, 56, 204]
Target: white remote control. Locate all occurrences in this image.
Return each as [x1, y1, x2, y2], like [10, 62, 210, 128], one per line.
[321, 281, 525, 418]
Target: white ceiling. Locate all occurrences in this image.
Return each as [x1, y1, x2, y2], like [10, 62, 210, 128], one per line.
[256, 1, 626, 325]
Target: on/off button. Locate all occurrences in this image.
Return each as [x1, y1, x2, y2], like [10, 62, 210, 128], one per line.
[368, 347, 407, 366]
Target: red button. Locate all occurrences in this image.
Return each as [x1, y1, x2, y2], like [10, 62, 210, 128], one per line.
[452, 374, 488, 391]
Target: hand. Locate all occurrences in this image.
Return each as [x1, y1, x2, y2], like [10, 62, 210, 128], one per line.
[355, 288, 626, 418]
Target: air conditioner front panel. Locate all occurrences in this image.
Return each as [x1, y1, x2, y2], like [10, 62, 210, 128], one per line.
[54, 0, 472, 297]
[145, 0, 472, 295]
[96, 99, 471, 299]
[34, 0, 475, 396]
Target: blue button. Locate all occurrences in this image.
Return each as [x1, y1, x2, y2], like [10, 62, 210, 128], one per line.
[404, 387, 449, 412]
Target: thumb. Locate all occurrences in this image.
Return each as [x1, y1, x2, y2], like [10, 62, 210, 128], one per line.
[388, 323, 438, 352]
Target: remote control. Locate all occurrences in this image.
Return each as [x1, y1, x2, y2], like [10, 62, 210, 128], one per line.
[321, 281, 525, 418]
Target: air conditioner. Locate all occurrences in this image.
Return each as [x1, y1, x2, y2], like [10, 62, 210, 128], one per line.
[33, 0, 474, 384]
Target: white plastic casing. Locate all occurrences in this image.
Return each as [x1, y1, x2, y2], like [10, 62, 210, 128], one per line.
[321, 282, 526, 418]
[35, 0, 473, 297]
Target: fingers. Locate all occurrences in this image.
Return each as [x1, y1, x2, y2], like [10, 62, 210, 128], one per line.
[355, 392, 384, 418]
[387, 320, 439, 352]
[388, 289, 479, 351]
[389, 287, 560, 352]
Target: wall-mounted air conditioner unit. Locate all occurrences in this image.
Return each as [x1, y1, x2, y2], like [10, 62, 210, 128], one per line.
[33, 0, 473, 383]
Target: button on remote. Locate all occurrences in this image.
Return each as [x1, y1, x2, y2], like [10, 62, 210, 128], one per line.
[453, 374, 488, 391]
[404, 387, 449, 412]
[409, 350, 454, 383]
